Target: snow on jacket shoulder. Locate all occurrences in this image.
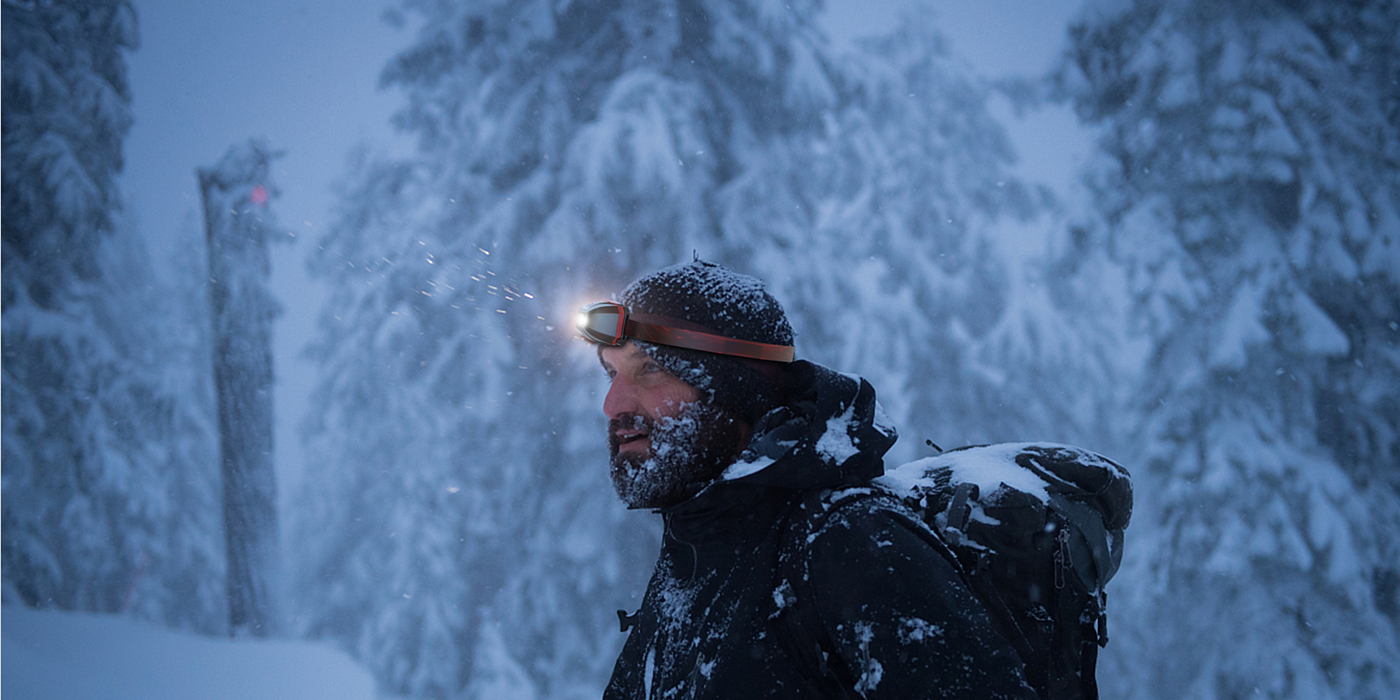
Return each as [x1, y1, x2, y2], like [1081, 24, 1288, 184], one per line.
[604, 362, 1036, 700]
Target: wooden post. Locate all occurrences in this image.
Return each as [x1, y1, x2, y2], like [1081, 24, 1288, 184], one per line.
[198, 139, 282, 637]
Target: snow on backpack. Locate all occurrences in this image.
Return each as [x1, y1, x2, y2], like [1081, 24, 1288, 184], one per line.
[874, 443, 1134, 700]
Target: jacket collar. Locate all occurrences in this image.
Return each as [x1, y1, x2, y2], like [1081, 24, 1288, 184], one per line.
[661, 360, 898, 542]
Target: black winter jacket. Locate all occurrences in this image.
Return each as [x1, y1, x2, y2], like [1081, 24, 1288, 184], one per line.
[604, 362, 1036, 700]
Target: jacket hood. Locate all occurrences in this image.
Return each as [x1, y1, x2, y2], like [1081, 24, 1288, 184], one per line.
[664, 361, 898, 523]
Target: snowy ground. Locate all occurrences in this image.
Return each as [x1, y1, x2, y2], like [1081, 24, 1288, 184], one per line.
[2, 606, 378, 700]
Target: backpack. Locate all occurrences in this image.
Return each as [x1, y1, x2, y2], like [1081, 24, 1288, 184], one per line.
[870, 442, 1134, 700]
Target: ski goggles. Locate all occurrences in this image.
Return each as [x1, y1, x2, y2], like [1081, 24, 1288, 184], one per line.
[576, 301, 795, 363]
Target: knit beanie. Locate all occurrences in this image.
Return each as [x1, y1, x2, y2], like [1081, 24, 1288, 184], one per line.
[618, 260, 795, 424]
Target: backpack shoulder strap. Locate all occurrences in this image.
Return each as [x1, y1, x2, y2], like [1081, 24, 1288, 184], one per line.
[770, 489, 880, 700]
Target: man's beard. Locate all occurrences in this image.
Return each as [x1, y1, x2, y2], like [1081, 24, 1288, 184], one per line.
[609, 401, 747, 510]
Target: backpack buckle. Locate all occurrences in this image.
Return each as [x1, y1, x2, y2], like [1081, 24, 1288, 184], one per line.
[1054, 526, 1071, 590]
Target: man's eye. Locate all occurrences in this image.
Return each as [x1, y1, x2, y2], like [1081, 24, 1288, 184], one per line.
[642, 362, 661, 374]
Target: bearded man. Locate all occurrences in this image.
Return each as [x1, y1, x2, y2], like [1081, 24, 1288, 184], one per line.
[579, 260, 1036, 699]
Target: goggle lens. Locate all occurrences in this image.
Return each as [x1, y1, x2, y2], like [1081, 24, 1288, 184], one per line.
[576, 301, 626, 345]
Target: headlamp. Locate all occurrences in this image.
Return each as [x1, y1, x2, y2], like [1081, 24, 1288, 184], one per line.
[575, 301, 794, 363]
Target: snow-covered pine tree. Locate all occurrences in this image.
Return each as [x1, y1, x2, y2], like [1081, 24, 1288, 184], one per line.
[2, 0, 225, 633]
[732, 5, 1119, 461]
[1061, 0, 1400, 697]
[199, 139, 284, 637]
[141, 212, 228, 634]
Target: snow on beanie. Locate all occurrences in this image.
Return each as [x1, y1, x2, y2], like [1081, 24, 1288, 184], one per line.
[618, 260, 795, 424]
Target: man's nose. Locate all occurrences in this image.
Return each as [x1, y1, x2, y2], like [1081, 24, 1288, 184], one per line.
[603, 376, 639, 420]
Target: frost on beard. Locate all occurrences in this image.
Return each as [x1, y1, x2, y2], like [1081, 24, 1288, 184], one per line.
[609, 401, 744, 510]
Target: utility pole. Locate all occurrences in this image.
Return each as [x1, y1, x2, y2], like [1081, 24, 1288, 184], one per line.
[198, 139, 282, 637]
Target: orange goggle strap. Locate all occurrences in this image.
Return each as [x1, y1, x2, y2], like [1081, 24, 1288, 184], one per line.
[577, 301, 795, 363]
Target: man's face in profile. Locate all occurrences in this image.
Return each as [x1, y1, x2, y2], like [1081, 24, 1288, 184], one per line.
[600, 343, 746, 509]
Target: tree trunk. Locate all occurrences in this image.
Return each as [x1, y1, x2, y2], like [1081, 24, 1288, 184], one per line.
[199, 139, 282, 637]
